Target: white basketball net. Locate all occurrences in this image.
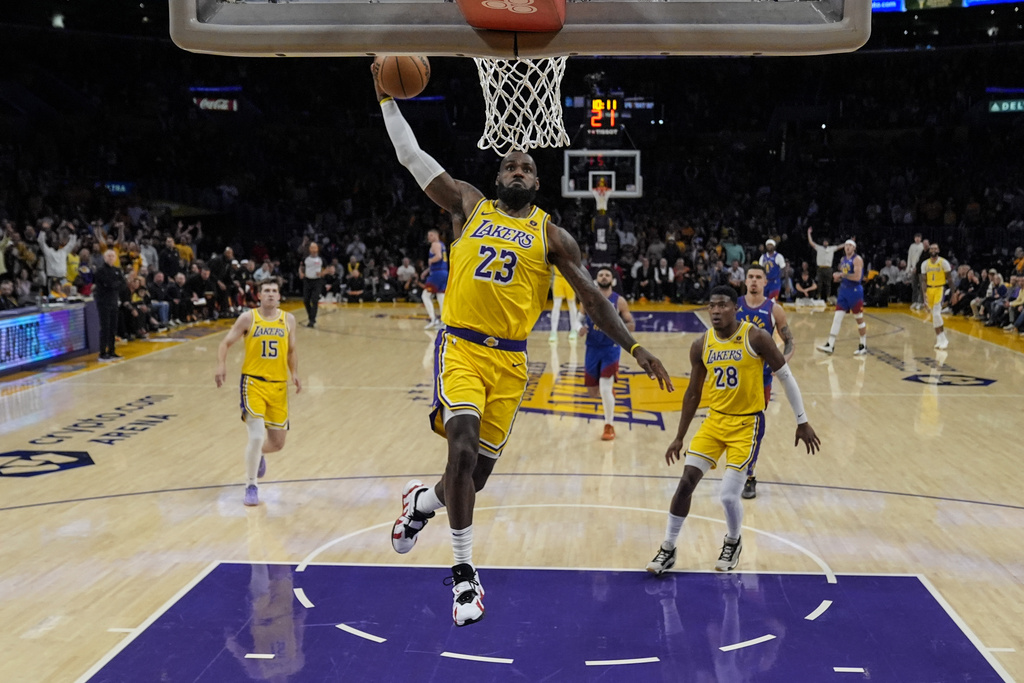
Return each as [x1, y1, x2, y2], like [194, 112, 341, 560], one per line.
[473, 57, 570, 156]
[592, 186, 610, 212]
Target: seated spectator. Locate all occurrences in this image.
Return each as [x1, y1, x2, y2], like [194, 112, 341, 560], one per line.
[345, 268, 366, 303]
[988, 275, 1022, 327]
[653, 257, 673, 301]
[971, 271, 1006, 321]
[864, 274, 890, 307]
[168, 272, 193, 324]
[795, 268, 818, 299]
[149, 271, 172, 327]
[893, 259, 912, 303]
[253, 260, 274, 283]
[15, 268, 34, 305]
[950, 266, 978, 316]
[396, 256, 419, 301]
[879, 258, 901, 288]
[727, 260, 745, 292]
[631, 256, 654, 301]
[0, 280, 21, 310]
[186, 264, 218, 320]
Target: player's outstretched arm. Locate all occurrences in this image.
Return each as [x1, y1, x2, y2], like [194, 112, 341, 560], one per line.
[371, 63, 482, 237]
[286, 312, 301, 394]
[548, 226, 673, 392]
[215, 310, 253, 387]
[749, 327, 820, 454]
[666, 336, 706, 464]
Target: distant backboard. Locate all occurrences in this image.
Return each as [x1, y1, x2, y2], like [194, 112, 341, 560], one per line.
[169, 0, 871, 59]
[562, 150, 642, 199]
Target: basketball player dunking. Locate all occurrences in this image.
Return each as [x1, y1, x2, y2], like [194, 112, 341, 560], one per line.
[736, 263, 795, 499]
[647, 286, 819, 576]
[579, 266, 635, 441]
[372, 65, 674, 626]
[215, 278, 301, 506]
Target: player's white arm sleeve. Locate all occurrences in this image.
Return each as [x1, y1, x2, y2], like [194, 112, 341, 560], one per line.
[380, 98, 445, 190]
[774, 363, 809, 425]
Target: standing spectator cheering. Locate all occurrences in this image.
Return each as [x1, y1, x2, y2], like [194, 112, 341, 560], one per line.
[38, 223, 78, 296]
[807, 227, 839, 302]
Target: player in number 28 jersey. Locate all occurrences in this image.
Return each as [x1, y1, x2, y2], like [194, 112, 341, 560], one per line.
[375, 69, 674, 628]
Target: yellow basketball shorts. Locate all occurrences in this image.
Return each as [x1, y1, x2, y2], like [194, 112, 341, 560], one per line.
[686, 410, 765, 472]
[240, 375, 289, 430]
[925, 286, 944, 310]
[431, 332, 529, 458]
[552, 274, 575, 301]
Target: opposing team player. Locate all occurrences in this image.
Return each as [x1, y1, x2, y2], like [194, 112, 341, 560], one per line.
[736, 264, 795, 499]
[817, 239, 868, 356]
[373, 66, 674, 626]
[921, 243, 952, 349]
[580, 266, 636, 441]
[758, 239, 787, 301]
[215, 278, 301, 506]
[421, 228, 448, 329]
[647, 285, 819, 575]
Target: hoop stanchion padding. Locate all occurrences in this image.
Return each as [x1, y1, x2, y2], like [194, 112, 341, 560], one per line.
[474, 57, 570, 156]
[456, 0, 566, 32]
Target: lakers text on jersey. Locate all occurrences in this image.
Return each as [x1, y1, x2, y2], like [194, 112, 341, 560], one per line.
[240, 310, 290, 429]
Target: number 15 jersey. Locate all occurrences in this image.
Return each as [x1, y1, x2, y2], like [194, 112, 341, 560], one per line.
[702, 321, 765, 416]
[445, 198, 552, 341]
[242, 309, 289, 381]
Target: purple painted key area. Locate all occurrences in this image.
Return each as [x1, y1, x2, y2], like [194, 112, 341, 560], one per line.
[89, 564, 1001, 682]
[538, 310, 707, 334]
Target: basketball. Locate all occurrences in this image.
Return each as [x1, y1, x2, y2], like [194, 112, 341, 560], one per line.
[374, 55, 430, 99]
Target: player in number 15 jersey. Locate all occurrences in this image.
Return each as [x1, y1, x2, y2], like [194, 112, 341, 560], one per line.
[215, 278, 301, 507]
[373, 66, 674, 627]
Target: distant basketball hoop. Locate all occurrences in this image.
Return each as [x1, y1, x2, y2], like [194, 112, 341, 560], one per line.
[592, 185, 610, 212]
[473, 57, 570, 156]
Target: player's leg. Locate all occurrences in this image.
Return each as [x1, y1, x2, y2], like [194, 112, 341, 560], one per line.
[597, 349, 620, 440]
[817, 305, 846, 354]
[566, 293, 579, 341]
[743, 382, 772, 500]
[929, 288, 949, 349]
[549, 296, 563, 342]
[257, 384, 289, 480]
[852, 298, 867, 355]
[716, 413, 765, 570]
[436, 291, 445, 321]
[243, 416, 266, 506]
[422, 287, 436, 327]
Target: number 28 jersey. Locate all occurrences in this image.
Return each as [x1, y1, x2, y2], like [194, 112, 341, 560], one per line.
[702, 321, 765, 416]
[445, 198, 552, 341]
[242, 309, 289, 381]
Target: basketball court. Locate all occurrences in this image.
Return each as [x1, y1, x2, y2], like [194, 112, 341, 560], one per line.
[1, 303, 1021, 681]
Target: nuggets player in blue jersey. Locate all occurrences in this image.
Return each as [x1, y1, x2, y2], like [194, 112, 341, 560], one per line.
[758, 239, 787, 301]
[579, 266, 636, 441]
[736, 263, 795, 499]
[421, 228, 448, 329]
[817, 239, 868, 356]
[215, 278, 301, 506]
[373, 67, 674, 626]
[647, 286, 819, 575]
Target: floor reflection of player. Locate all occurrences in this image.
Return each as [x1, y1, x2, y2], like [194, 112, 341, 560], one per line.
[549, 268, 581, 343]
[579, 266, 635, 441]
[225, 564, 306, 682]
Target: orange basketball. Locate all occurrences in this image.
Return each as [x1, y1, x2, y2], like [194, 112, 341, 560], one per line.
[375, 55, 430, 100]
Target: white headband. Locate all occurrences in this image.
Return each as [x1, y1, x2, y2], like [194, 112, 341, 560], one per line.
[844, 239, 856, 247]
[765, 239, 776, 247]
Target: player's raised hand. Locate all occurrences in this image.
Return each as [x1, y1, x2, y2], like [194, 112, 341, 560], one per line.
[795, 423, 821, 454]
[665, 438, 684, 465]
[634, 347, 675, 392]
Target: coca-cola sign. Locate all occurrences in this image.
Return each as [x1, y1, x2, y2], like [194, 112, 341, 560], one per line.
[192, 97, 239, 112]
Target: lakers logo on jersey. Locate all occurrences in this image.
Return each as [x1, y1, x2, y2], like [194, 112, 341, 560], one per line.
[445, 199, 551, 341]
[702, 322, 765, 416]
[243, 310, 289, 382]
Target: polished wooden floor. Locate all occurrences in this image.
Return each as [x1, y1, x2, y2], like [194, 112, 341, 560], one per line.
[1, 301, 1022, 682]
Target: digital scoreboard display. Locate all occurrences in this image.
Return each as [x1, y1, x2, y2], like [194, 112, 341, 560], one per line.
[0, 307, 88, 373]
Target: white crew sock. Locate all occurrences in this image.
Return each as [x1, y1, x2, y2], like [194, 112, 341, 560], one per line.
[421, 289, 435, 321]
[452, 526, 473, 566]
[415, 485, 444, 514]
[720, 468, 746, 541]
[856, 316, 866, 346]
[662, 513, 685, 550]
[244, 417, 266, 486]
[599, 376, 615, 426]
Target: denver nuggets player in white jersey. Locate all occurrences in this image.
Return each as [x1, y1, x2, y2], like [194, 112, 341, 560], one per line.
[647, 286, 819, 576]
[215, 278, 301, 507]
[372, 66, 674, 627]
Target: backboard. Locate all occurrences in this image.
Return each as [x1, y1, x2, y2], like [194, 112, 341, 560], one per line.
[169, 0, 871, 59]
[562, 150, 642, 199]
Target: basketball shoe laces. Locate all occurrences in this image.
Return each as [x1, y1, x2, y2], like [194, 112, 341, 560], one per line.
[652, 547, 674, 566]
[718, 539, 739, 563]
[444, 566, 482, 604]
[401, 491, 434, 538]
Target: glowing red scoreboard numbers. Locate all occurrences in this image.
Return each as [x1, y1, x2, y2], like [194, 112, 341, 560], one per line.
[589, 98, 618, 128]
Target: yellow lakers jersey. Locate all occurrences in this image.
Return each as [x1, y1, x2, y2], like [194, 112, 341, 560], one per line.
[242, 309, 290, 381]
[922, 257, 951, 287]
[445, 198, 551, 340]
[702, 321, 765, 415]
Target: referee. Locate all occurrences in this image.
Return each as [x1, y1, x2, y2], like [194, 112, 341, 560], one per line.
[300, 242, 324, 328]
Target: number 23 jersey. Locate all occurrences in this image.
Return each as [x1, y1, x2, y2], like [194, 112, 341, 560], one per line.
[445, 198, 552, 341]
[702, 321, 765, 415]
